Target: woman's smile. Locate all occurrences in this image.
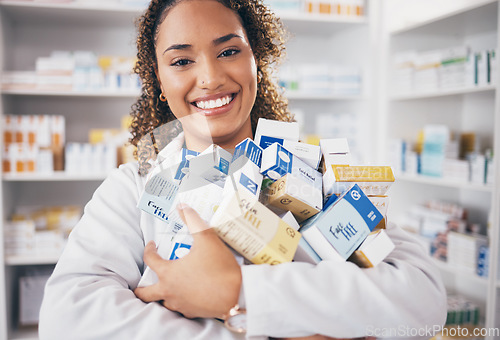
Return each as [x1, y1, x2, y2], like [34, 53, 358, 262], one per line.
[191, 92, 238, 117]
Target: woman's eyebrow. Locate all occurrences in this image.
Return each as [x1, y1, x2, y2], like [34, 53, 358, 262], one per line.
[164, 43, 191, 55]
[163, 33, 243, 55]
[213, 33, 243, 46]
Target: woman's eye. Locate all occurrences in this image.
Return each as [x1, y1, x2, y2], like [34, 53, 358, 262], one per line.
[171, 59, 192, 67]
[219, 49, 240, 58]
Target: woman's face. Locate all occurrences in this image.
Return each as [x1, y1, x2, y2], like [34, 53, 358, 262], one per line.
[155, 0, 257, 152]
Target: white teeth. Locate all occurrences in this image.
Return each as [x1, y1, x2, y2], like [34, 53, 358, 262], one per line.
[195, 95, 232, 109]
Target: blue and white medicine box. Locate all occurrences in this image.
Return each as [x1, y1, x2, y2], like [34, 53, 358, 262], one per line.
[174, 148, 199, 181]
[232, 137, 263, 167]
[260, 142, 322, 190]
[254, 118, 299, 149]
[137, 165, 179, 223]
[299, 184, 383, 261]
[188, 144, 232, 186]
[224, 138, 263, 199]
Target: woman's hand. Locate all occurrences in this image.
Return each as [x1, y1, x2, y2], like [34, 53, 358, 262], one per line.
[134, 204, 242, 319]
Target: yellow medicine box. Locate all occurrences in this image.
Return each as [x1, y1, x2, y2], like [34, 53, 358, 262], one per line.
[323, 165, 395, 196]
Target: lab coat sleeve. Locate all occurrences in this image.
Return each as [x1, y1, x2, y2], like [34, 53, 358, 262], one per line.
[242, 222, 447, 338]
[38, 164, 248, 340]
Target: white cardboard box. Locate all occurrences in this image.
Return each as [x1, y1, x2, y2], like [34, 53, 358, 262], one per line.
[254, 118, 299, 149]
[348, 229, 395, 268]
[282, 140, 321, 170]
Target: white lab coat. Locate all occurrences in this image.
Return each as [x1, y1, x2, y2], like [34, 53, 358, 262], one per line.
[39, 134, 447, 340]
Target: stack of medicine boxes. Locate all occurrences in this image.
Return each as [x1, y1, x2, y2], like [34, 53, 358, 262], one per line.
[137, 118, 397, 287]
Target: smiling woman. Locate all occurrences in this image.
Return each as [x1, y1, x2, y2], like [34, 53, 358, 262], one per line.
[155, 1, 258, 151]
[38, 0, 447, 339]
[130, 0, 294, 167]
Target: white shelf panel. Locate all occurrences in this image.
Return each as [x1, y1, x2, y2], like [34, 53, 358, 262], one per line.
[397, 174, 494, 193]
[432, 258, 489, 286]
[2, 172, 108, 182]
[5, 255, 58, 266]
[281, 12, 367, 35]
[391, 85, 496, 101]
[1, 88, 140, 98]
[0, 1, 367, 32]
[0, 0, 144, 27]
[286, 91, 365, 101]
[391, 0, 497, 36]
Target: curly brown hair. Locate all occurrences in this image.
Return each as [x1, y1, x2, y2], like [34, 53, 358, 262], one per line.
[130, 0, 294, 169]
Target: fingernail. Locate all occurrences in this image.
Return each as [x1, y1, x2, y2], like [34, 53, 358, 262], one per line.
[146, 240, 156, 248]
[177, 203, 188, 210]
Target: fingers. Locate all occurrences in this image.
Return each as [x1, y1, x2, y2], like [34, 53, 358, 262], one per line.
[177, 203, 213, 235]
[134, 283, 164, 303]
[142, 240, 167, 273]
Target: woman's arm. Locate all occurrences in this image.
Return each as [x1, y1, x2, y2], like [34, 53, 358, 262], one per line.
[38, 164, 247, 340]
[243, 222, 447, 339]
[134, 203, 446, 339]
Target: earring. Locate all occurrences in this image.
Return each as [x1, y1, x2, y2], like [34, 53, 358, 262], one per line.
[159, 93, 167, 102]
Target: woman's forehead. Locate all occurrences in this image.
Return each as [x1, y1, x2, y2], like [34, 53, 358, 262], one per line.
[157, 0, 247, 47]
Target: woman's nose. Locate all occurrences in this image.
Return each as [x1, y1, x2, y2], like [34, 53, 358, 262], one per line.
[197, 58, 225, 89]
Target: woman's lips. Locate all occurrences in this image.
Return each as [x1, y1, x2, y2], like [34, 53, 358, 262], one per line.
[191, 93, 237, 116]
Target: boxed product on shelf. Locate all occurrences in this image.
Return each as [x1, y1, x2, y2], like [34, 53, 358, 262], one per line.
[447, 231, 488, 274]
[445, 294, 480, 326]
[392, 51, 416, 94]
[2, 114, 66, 174]
[421, 125, 450, 177]
[392, 46, 497, 95]
[64, 142, 118, 174]
[1, 71, 37, 91]
[440, 46, 472, 89]
[304, 0, 364, 16]
[477, 244, 489, 278]
[265, 0, 302, 14]
[442, 158, 469, 182]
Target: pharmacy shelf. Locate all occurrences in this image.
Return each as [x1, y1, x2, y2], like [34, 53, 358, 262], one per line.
[0, 0, 142, 27]
[286, 91, 365, 101]
[397, 174, 494, 193]
[0, 1, 367, 32]
[432, 258, 489, 286]
[5, 255, 59, 266]
[391, 85, 496, 101]
[391, 0, 497, 36]
[0, 88, 140, 98]
[9, 326, 38, 340]
[2, 172, 108, 182]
